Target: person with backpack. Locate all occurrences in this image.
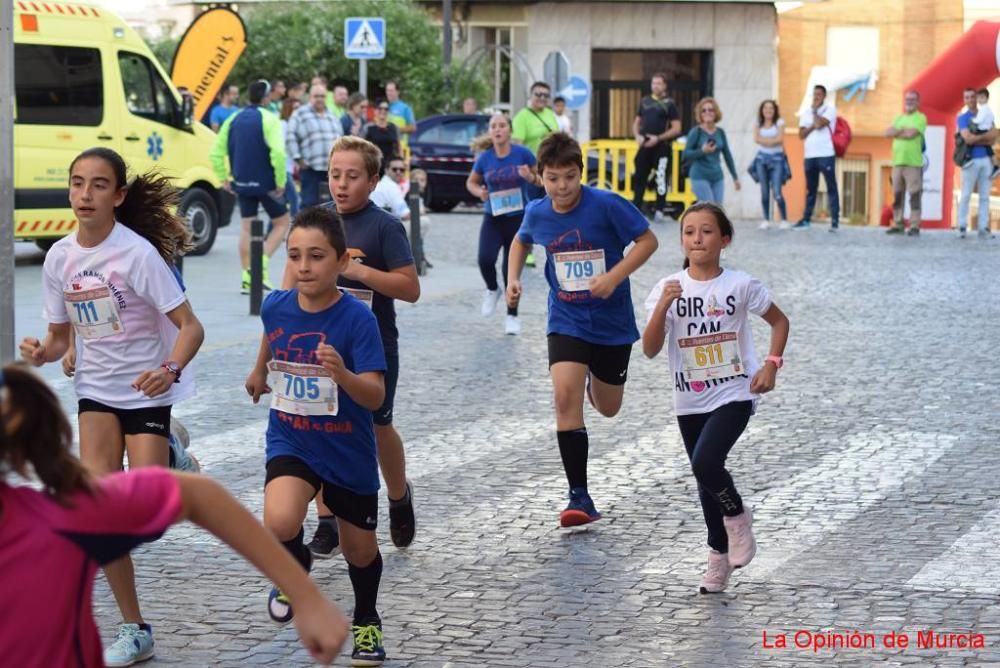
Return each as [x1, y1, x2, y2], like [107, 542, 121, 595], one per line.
[885, 91, 927, 236]
[794, 85, 840, 232]
[632, 73, 682, 221]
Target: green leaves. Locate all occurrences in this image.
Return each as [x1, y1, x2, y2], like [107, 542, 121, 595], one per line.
[212, 0, 489, 116]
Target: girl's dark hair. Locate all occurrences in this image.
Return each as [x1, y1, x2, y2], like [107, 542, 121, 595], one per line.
[289, 206, 347, 257]
[757, 99, 781, 127]
[69, 148, 193, 262]
[0, 364, 90, 503]
[536, 132, 584, 174]
[679, 202, 734, 269]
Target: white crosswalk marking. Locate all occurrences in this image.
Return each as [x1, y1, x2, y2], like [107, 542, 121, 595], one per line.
[747, 430, 959, 579]
[907, 508, 1000, 593]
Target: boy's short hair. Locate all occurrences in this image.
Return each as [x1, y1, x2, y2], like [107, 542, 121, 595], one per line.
[977, 88, 990, 100]
[536, 132, 584, 174]
[814, 84, 827, 96]
[289, 206, 347, 257]
[328, 135, 382, 179]
[553, 96, 566, 105]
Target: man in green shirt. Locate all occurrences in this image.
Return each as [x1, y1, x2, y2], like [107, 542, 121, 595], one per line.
[513, 81, 560, 155]
[885, 90, 927, 235]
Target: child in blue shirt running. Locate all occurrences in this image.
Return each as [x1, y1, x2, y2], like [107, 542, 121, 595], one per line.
[506, 133, 659, 527]
[245, 206, 390, 665]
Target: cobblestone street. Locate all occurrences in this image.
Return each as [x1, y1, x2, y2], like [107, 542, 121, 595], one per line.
[13, 211, 1000, 667]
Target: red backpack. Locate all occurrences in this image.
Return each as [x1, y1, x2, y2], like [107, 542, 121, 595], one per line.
[831, 117, 852, 157]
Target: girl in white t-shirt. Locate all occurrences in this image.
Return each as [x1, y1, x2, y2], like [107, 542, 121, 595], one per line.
[19, 147, 205, 666]
[642, 201, 789, 594]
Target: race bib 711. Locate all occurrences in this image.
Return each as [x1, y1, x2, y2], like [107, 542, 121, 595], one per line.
[64, 287, 124, 340]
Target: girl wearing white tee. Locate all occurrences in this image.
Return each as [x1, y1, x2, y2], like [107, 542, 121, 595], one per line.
[20, 147, 205, 666]
[753, 100, 788, 229]
[642, 202, 789, 595]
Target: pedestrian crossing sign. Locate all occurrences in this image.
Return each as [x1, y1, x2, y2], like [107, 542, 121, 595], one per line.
[345, 17, 386, 60]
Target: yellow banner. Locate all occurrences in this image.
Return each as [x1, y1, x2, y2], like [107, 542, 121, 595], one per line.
[170, 8, 247, 121]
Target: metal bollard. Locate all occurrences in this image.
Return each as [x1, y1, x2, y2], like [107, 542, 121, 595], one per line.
[249, 218, 264, 315]
[407, 183, 427, 276]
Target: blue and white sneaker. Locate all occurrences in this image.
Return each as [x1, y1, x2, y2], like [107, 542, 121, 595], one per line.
[104, 623, 154, 667]
[167, 418, 199, 473]
[268, 587, 294, 623]
[560, 487, 601, 527]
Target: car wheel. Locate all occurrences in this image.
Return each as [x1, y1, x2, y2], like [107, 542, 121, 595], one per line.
[178, 188, 219, 256]
[35, 239, 56, 252]
[429, 200, 458, 213]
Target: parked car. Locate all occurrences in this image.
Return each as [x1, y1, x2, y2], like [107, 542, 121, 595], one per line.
[408, 113, 489, 212]
[409, 113, 671, 213]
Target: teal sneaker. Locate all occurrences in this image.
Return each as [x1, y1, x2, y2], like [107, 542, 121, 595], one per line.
[103, 623, 154, 667]
[167, 420, 199, 473]
[351, 618, 386, 666]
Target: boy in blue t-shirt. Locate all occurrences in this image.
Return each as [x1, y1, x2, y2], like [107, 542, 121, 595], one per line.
[507, 133, 659, 526]
[245, 206, 389, 665]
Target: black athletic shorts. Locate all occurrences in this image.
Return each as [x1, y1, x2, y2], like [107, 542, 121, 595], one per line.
[373, 351, 398, 426]
[238, 191, 288, 219]
[547, 334, 633, 386]
[265, 455, 378, 531]
[78, 399, 171, 438]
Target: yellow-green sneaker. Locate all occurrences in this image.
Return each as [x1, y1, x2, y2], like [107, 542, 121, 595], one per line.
[240, 269, 251, 295]
[351, 618, 385, 666]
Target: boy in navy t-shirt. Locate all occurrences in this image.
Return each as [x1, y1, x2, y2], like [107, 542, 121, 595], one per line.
[507, 133, 659, 527]
[246, 206, 390, 665]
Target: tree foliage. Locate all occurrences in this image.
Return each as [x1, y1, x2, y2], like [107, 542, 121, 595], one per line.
[220, 0, 489, 117]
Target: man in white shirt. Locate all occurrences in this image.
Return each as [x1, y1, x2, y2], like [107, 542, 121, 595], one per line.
[370, 156, 411, 221]
[795, 85, 840, 231]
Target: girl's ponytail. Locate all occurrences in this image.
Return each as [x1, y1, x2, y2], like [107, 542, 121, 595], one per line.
[0, 364, 90, 502]
[115, 171, 193, 262]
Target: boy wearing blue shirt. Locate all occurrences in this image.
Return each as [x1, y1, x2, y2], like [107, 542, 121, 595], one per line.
[507, 133, 659, 526]
[246, 206, 389, 665]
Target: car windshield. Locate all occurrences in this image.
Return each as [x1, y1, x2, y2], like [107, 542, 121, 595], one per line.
[417, 119, 482, 147]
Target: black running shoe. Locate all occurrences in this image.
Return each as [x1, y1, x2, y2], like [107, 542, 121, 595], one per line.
[389, 481, 416, 548]
[307, 522, 341, 559]
[351, 618, 385, 666]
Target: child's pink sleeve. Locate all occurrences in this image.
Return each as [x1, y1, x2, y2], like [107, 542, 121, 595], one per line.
[53, 469, 183, 565]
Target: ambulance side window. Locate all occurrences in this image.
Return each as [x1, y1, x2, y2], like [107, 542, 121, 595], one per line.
[14, 45, 103, 126]
[118, 52, 180, 127]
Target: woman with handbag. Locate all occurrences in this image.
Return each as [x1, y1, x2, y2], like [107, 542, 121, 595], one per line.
[752, 100, 790, 229]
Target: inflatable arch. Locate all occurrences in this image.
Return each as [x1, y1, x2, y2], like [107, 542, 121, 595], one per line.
[906, 21, 1000, 229]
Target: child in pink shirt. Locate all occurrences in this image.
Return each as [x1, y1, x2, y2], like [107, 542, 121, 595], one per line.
[0, 363, 350, 667]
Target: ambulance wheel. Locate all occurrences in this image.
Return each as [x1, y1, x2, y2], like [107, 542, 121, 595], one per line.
[179, 188, 218, 256]
[35, 239, 57, 252]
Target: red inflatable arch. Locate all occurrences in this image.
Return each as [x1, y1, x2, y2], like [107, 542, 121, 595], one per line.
[905, 21, 1000, 229]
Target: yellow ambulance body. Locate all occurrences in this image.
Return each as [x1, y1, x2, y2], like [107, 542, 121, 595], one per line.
[13, 1, 233, 254]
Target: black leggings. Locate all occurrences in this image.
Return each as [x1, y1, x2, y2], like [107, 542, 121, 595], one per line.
[677, 400, 753, 553]
[478, 212, 522, 315]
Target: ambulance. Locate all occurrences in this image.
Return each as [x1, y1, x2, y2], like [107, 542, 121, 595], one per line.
[12, 1, 233, 254]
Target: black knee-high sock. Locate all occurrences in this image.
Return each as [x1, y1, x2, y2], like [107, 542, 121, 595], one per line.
[281, 528, 311, 572]
[557, 428, 589, 490]
[349, 551, 383, 624]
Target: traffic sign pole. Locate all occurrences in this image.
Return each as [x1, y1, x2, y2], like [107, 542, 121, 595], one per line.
[1, 1, 15, 363]
[359, 59, 367, 98]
